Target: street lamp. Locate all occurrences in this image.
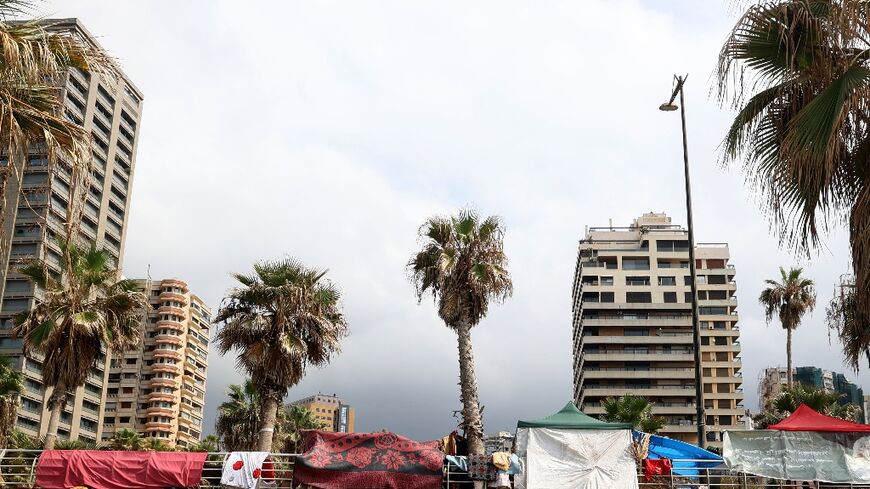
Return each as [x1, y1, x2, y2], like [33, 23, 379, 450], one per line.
[659, 74, 706, 449]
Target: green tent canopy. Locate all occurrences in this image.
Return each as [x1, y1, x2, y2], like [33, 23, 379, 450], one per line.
[517, 402, 633, 429]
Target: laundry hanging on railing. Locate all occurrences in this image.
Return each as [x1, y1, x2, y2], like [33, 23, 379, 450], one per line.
[35, 450, 207, 489]
[220, 452, 275, 488]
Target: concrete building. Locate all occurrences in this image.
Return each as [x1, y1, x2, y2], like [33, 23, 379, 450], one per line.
[572, 212, 744, 448]
[99, 279, 210, 448]
[0, 19, 143, 443]
[759, 366, 865, 422]
[291, 393, 356, 433]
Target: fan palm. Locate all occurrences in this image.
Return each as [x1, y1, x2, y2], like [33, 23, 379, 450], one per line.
[109, 428, 143, 451]
[215, 380, 261, 451]
[759, 267, 816, 387]
[215, 259, 348, 452]
[600, 395, 666, 434]
[754, 384, 860, 427]
[0, 354, 22, 448]
[12, 239, 148, 449]
[0, 2, 111, 242]
[408, 209, 512, 455]
[186, 434, 218, 453]
[827, 278, 866, 368]
[275, 404, 323, 453]
[717, 1, 870, 356]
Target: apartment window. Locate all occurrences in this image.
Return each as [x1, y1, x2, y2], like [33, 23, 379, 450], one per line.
[622, 258, 650, 270]
[700, 307, 728, 315]
[624, 329, 649, 336]
[708, 275, 727, 285]
[600, 292, 614, 303]
[626, 276, 650, 286]
[656, 240, 689, 252]
[718, 399, 731, 409]
[657, 277, 675, 286]
[663, 292, 677, 303]
[684, 292, 693, 303]
[708, 290, 727, 300]
[626, 292, 652, 303]
[125, 358, 137, 365]
[600, 276, 614, 285]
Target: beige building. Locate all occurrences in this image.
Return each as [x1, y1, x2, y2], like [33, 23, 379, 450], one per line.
[0, 19, 144, 444]
[572, 212, 743, 448]
[291, 393, 356, 433]
[100, 278, 210, 448]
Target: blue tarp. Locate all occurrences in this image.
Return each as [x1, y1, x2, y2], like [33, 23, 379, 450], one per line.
[634, 431, 723, 477]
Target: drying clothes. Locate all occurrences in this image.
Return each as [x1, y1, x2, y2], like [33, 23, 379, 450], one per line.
[221, 452, 273, 489]
[35, 450, 206, 489]
[468, 454, 496, 481]
[644, 458, 673, 482]
[491, 452, 511, 471]
[488, 472, 512, 488]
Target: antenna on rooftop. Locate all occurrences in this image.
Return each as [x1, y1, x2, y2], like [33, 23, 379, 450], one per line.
[608, 218, 613, 230]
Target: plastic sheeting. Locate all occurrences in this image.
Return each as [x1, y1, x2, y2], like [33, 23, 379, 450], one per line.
[637, 432, 723, 476]
[724, 430, 870, 483]
[515, 428, 638, 489]
[35, 450, 207, 489]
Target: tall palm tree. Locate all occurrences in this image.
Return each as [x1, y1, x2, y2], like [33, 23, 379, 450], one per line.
[0, 354, 22, 447]
[12, 239, 148, 449]
[759, 267, 817, 387]
[717, 1, 870, 357]
[215, 380, 261, 451]
[408, 209, 512, 455]
[215, 258, 348, 452]
[600, 395, 666, 434]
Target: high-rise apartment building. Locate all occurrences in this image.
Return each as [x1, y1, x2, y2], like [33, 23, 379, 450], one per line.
[758, 366, 865, 422]
[291, 393, 356, 433]
[0, 19, 144, 443]
[571, 212, 743, 447]
[100, 278, 210, 448]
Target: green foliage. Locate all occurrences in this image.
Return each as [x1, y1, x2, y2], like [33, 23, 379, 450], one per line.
[827, 279, 868, 369]
[144, 438, 173, 451]
[109, 428, 144, 451]
[754, 384, 861, 428]
[274, 404, 325, 453]
[0, 354, 22, 447]
[53, 438, 101, 450]
[600, 395, 666, 434]
[186, 434, 219, 453]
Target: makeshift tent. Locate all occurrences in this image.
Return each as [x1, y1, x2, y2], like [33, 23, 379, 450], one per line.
[724, 404, 870, 483]
[35, 450, 207, 489]
[293, 430, 444, 489]
[638, 432, 723, 476]
[515, 402, 638, 489]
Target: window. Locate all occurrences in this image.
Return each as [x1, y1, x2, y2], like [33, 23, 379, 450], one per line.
[708, 275, 727, 285]
[700, 307, 728, 315]
[685, 292, 693, 303]
[626, 292, 652, 303]
[600, 292, 614, 303]
[600, 276, 614, 285]
[626, 276, 650, 286]
[625, 329, 649, 336]
[658, 276, 676, 286]
[663, 292, 677, 303]
[622, 258, 650, 270]
[656, 240, 689, 252]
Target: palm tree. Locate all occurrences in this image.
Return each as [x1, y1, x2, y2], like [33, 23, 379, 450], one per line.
[717, 1, 870, 355]
[600, 395, 666, 434]
[145, 438, 172, 451]
[759, 267, 816, 387]
[215, 259, 348, 452]
[0, 354, 22, 447]
[754, 384, 861, 428]
[827, 278, 866, 368]
[408, 209, 512, 455]
[109, 428, 144, 451]
[275, 404, 323, 453]
[12, 239, 148, 449]
[186, 434, 219, 453]
[215, 380, 261, 451]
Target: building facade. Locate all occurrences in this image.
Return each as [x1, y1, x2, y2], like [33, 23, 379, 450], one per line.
[571, 212, 743, 448]
[0, 19, 144, 443]
[291, 393, 356, 433]
[758, 366, 865, 422]
[99, 278, 210, 448]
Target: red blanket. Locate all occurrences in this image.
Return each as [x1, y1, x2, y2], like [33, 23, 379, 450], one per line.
[35, 450, 207, 489]
[294, 431, 444, 489]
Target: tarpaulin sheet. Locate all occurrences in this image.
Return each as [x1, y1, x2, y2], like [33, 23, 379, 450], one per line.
[293, 430, 444, 489]
[635, 431, 723, 476]
[724, 430, 870, 483]
[35, 449, 207, 489]
[515, 428, 638, 489]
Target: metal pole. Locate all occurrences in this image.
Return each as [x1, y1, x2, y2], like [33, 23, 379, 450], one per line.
[678, 76, 706, 449]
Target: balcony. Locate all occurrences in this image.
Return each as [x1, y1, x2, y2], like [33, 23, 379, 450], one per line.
[155, 335, 184, 347]
[582, 386, 695, 397]
[146, 406, 174, 416]
[581, 317, 692, 327]
[155, 319, 185, 332]
[152, 364, 180, 375]
[150, 379, 177, 389]
[582, 368, 694, 380]
[161, 279, 187, 290]
[159, 291, 186, 303]
[582, 352, 694, 362]
[153, 349, 182, 360]
[158, 305, 185, 317]
[582, 335, 692, 345]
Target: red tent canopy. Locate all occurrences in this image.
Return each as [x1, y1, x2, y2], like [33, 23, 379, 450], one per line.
[769, 404, 870, 432]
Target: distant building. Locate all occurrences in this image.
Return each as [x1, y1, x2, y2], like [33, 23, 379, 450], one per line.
[484, 431, 515, 454]
[758, 366, 865, 422]
[291, 393, 355, 432]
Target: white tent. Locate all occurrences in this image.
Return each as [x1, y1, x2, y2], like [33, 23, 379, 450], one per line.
[514, 402, 638, 489]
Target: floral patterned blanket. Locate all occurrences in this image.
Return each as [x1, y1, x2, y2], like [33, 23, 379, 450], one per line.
[293, 430, 445, 489]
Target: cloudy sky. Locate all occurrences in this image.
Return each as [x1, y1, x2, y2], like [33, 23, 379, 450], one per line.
[43, 0, 860, 439]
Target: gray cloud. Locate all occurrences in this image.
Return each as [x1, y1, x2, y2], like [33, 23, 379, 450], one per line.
[44, 0, 863, 440]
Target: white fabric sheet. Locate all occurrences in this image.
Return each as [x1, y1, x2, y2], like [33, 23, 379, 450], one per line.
[515, 428, 638, 489]
[221, 451, 272, 489]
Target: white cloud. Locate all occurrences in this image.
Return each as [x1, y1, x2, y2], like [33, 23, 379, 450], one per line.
[43, 0, 864, 438]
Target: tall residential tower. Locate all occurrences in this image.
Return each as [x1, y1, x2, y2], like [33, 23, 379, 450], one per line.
[571, 213, 743, 448]
[0, 19, 144, 443]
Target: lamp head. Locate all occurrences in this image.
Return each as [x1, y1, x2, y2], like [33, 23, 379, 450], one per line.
[659, 103, 679, 112]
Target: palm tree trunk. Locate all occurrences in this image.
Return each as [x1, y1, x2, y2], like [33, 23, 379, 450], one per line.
[786, 328, 794, 389]
[44, 382, 66, 449]
[256, 395, 279, 452]
[455, 322, 485, 455]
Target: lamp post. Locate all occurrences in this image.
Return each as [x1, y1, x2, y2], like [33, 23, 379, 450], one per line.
[660, 74, 706, 448]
